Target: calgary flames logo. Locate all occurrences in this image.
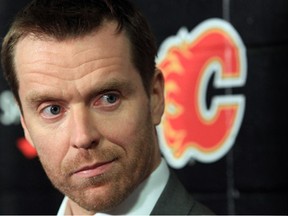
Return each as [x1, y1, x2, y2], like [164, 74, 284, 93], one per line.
[157, 19, 247, 168]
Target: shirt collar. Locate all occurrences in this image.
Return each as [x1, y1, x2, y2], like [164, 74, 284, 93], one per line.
[57, 158, 170, 215]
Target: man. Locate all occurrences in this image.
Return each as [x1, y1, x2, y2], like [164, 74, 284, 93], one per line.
[1, 0, 214, 215]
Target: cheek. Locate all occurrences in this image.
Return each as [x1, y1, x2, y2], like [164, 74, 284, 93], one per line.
[27, 123, 69, 171]
[99, 110, 147, 147]
[33, 135, 70, 185]
[101, 122, 138, 150]
[99, 111, 155, 167]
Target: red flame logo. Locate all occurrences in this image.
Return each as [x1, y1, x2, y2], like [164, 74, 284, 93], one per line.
[157, 19, 247, 168]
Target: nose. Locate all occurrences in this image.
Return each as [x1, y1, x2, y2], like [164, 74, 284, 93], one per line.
[69, 106, 100, 149]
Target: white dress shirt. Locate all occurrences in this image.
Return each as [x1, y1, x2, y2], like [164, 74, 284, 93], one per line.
[57, 158, 170, 215]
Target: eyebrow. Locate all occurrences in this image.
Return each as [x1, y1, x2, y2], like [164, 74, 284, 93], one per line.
[25, 78, 135, 105]
[24, 92, 64, 109]
[85, 78, 135, 101]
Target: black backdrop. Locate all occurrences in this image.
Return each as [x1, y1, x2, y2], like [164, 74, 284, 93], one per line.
[0, 0, 287, 214]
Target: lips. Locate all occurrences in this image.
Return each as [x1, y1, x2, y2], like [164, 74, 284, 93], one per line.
[72, 159, 115, 178]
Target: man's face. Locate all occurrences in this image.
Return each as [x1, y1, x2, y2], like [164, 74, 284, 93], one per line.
[14, 22, 164, 214]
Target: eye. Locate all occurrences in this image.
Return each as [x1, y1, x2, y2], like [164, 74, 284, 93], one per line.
[102, 94, 118, 104]
[94, 92, 121, 110]
[41, 105, 62, 118]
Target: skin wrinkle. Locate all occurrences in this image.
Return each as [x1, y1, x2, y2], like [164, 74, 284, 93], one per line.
[20, 56, 121, 69]
[19, 59, 132, 113]
[20, 57, 121, 81]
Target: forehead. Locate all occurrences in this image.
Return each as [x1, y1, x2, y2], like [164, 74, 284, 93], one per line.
[14, 21, 131, 77]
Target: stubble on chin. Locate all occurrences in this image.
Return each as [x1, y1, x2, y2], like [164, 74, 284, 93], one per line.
[62, 170, 134, 213]
[40, 149, 131, 212]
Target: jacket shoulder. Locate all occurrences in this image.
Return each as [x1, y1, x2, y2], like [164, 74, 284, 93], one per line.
[151, 170, 214, 215]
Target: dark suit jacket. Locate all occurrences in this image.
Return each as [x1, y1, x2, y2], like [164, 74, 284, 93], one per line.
[151, 171, 214, 215]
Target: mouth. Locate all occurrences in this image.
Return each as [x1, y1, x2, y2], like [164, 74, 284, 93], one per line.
[72, 159, 116, 178]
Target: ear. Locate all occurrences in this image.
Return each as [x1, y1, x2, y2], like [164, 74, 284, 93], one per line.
[150, 68, 165, 126]
[20, 115, 35, 147]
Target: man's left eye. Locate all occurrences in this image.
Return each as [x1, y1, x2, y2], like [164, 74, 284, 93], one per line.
[102, 94, 118, 104]
[94, 92, 121, 110]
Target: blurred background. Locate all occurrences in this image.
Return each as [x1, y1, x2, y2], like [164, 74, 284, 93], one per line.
[0, 0, 287, 214]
